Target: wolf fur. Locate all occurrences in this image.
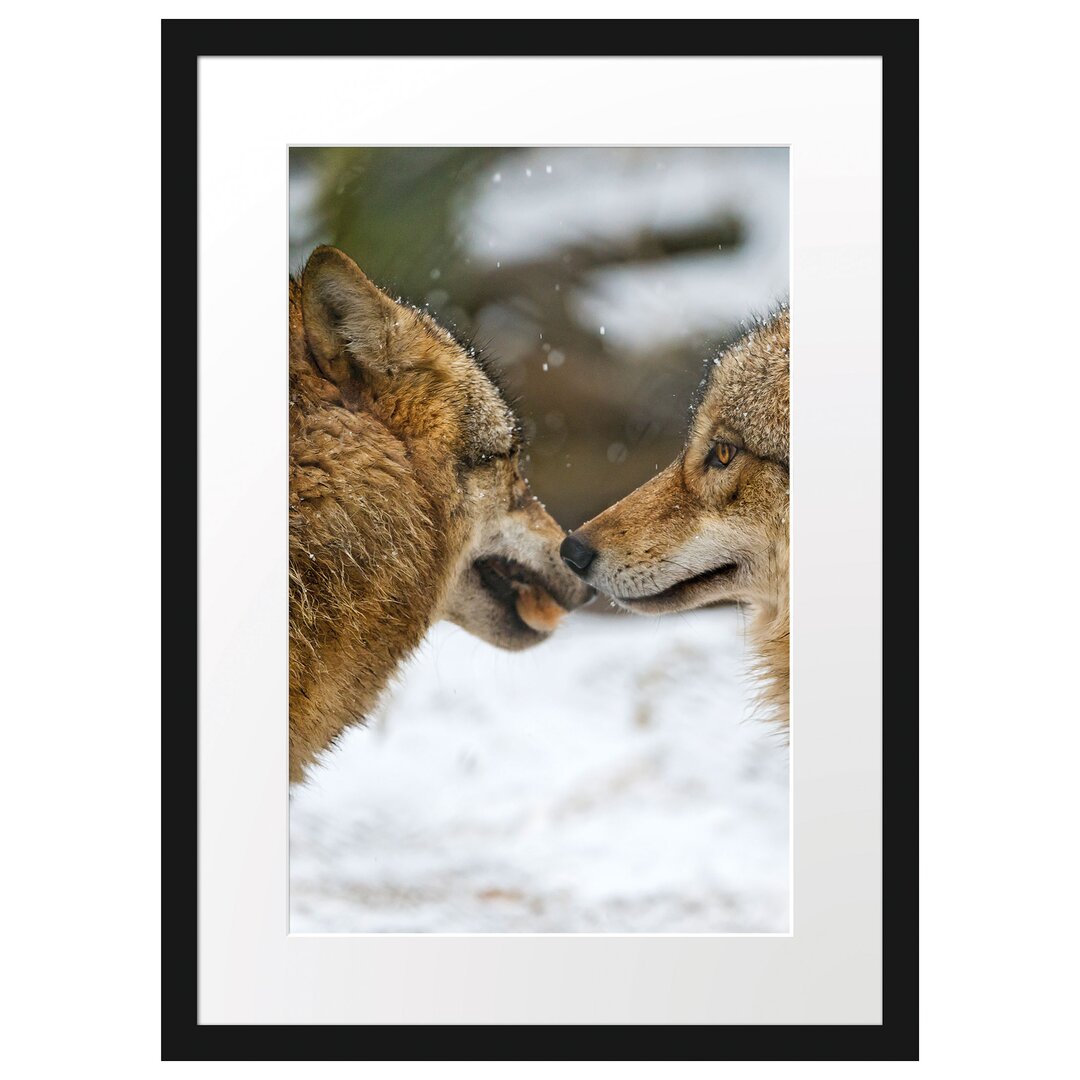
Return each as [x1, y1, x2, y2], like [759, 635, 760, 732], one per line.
[562, 308, 790, 727]
[290, 246, 592, 782]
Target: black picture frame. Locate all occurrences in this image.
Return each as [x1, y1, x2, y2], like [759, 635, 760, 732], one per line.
[162, 18, 918, 1061]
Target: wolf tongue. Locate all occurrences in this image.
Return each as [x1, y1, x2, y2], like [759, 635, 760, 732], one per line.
[514, 584, 567, 634]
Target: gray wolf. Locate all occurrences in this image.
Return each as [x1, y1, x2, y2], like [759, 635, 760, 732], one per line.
[290, 246, 592, 781]
[560, 308, 790, 727]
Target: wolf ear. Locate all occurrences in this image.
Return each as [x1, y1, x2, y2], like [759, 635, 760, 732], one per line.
[300, 246, 393, 406]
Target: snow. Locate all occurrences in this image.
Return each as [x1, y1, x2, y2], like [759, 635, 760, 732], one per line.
[465, 147, 788, 353]
[290, 607, 790, 934]
[469, 147, 785, 263]
[572, 250, 788, 357]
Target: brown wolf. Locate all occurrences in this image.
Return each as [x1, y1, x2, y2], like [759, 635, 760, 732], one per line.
[290, 246, 592, 782]
[560, 308, 790, 727]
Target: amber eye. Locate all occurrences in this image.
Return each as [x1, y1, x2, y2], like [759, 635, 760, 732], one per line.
[706, 442, 739, 469]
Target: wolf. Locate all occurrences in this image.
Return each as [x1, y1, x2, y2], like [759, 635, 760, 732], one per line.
[560, 308, 790, 727]
[290, 246, 593, 782]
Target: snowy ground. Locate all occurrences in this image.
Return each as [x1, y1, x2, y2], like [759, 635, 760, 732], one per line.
[290, 606, 789, 934]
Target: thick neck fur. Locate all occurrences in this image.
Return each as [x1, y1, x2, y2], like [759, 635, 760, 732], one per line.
[288, 284, 470, 782]
[746, 535, 790, 730]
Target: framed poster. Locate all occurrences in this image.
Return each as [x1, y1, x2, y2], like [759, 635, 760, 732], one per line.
[163, 18, 917, 1059]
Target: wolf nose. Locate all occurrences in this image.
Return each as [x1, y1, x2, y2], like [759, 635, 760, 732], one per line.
[560, 533, 597, 576]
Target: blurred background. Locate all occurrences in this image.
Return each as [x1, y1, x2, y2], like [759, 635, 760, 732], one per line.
[289, 147, 790, 933]
[290, 146, 788, 530]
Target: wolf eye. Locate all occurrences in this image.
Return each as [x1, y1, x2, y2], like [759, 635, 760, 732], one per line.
[706, 442, 739, 469]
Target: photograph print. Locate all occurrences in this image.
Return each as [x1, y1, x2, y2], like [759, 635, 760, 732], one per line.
[288, 146, 790, 934]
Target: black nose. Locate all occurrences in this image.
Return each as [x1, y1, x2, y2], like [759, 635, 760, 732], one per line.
[560, 532, 597, 576]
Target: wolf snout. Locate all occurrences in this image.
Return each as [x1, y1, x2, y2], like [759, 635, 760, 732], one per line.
[560, 532, 597, 577]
